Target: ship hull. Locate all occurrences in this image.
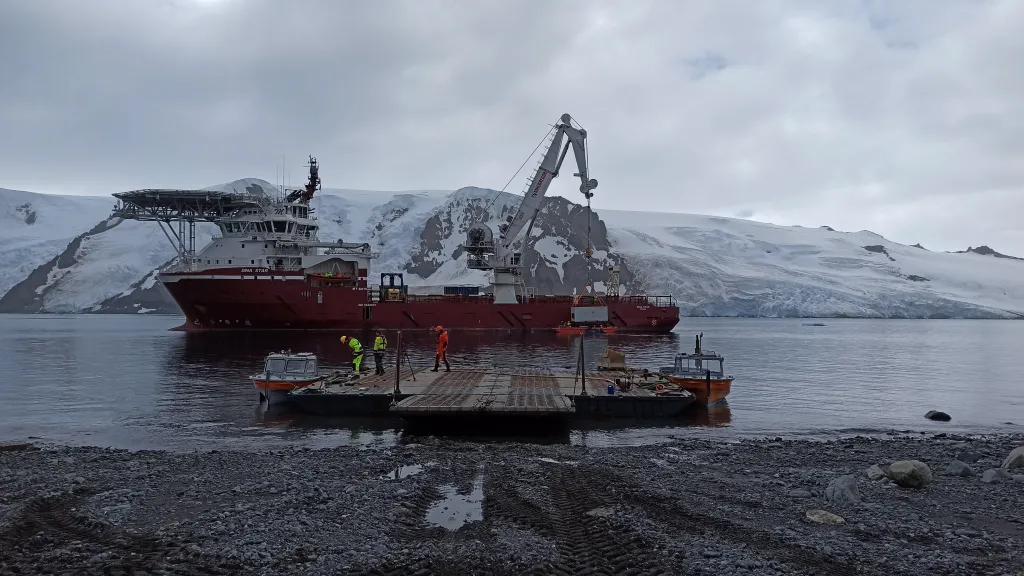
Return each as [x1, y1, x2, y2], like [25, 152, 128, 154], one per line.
[161, 272, 679, 333]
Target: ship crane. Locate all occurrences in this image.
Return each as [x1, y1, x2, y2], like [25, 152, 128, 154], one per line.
[285, 155, 321, 205]
[464, 113, 598, 305]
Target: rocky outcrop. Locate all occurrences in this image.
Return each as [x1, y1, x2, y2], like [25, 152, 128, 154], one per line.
[957, 245, 1024, 261]
[405, 189, 635, 295]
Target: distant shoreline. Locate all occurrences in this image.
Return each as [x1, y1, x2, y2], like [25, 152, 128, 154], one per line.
[3, 312, 1021, 320]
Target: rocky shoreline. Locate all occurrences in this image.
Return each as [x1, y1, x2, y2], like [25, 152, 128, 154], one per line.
[2, 434, 1023, 575]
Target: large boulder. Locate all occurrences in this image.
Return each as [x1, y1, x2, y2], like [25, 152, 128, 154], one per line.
[925, 410, 951, 422]
[945, 460, 975, 477]
[888, 460, 933, 488]
[825, 475, 860, 504]
[1002, 446, 1024, 470]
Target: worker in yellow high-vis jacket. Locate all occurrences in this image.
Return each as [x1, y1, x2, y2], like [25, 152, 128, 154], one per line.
[372, 330, 388, 375]
[339, 335, 363, 374]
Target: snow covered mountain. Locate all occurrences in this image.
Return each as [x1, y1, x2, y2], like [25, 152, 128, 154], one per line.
[0, 189, 114, 298]
[1, 180, 1022, 319]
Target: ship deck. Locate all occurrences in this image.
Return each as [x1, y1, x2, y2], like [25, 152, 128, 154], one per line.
[282, 367, 696, 426]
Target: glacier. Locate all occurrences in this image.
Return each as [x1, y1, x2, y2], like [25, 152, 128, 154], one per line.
[1, 180, 1021, 319]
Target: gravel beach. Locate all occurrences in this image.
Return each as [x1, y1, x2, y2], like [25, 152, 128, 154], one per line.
[2, 433, 1023, 576]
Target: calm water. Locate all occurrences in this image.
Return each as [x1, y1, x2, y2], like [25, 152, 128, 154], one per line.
[1, 314, 1021, 451]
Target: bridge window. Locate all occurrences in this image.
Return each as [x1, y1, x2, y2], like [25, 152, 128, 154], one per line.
[273, 221, 286, 233]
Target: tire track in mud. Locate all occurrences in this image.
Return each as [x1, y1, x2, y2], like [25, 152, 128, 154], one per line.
[358, 462, 675, 576]
[624, 490, 859, 576]
[543, 468, 672, 576]
[0, 492, 239, 575]
[572, 466, 876, 576]
[391, 483, 444, 541]
[348, 558, 525, 576]
[483, 483, 554, 537]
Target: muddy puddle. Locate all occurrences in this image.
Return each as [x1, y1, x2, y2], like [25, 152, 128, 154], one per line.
[381, 462, 435, 480]
[424, 474, 485, 530]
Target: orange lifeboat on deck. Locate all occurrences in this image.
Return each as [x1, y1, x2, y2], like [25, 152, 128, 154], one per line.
[554, 322, 587, 335]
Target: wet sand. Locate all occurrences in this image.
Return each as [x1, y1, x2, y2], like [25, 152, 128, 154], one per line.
[2, 433, 1023, 575]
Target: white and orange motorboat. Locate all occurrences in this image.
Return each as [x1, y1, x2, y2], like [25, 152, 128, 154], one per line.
[252, 351, 324, 403]
[658, 335, 734, 406]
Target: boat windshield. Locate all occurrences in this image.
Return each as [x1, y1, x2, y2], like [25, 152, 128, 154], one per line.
[286, 359, 310, 374]
[266, 358, 287, 373]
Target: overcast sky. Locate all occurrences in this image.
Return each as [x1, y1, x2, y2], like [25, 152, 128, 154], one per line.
[2, 0, 1022, 255]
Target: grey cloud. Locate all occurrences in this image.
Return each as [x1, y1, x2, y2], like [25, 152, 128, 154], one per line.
[1, 0, 1022, 255]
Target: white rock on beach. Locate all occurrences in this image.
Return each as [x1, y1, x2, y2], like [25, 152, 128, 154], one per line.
[806, 509, 845, 525]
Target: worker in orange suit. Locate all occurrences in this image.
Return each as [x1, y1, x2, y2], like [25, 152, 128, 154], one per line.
[432, 325, 451, 372]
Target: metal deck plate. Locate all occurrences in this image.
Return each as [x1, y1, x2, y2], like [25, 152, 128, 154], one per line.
[394, 371, 574, 414]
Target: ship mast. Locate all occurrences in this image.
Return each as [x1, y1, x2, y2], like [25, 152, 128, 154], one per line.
[285, 155, 321, 205]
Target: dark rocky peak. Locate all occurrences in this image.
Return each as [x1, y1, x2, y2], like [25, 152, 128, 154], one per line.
[15, 202, 38, 225]
[958, 245, 1023, 261]
[911, 243, 927, 250]
[405, 189, 634, 295]
[862, 245, 896, 261]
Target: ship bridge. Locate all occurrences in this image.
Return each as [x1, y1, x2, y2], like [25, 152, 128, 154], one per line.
[112, 188, 266, 270]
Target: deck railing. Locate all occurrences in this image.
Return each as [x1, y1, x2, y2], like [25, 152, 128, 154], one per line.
[361, 292, 677, 306]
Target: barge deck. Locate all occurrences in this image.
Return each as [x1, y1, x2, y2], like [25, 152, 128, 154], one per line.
[284, 367, 695, 425]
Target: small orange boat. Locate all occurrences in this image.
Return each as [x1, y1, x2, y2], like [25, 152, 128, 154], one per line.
[252, 351, 323, 403]
[555, 323, 587, 335]
[555, 321, 617, 335]
[659, 338, 733, 406]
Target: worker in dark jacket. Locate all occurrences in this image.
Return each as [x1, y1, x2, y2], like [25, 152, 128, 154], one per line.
[372, 330, 388, 375]
[432, 325, 450, 372]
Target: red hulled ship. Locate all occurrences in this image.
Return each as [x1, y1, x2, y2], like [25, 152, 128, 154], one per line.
[112, 113, 680, 333]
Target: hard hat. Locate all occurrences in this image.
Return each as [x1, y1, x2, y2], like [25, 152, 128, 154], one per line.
[435, 325, 444, 332]
[339, 336, 348, 343]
